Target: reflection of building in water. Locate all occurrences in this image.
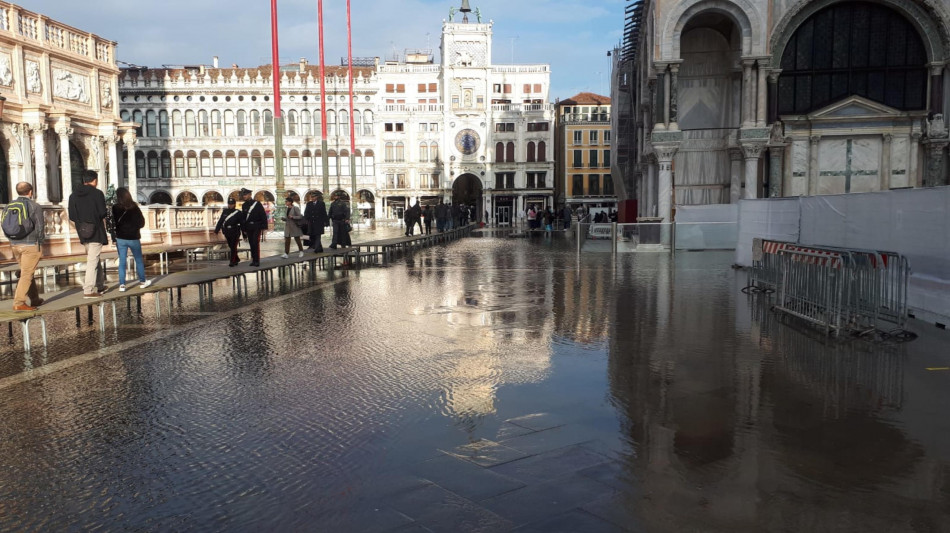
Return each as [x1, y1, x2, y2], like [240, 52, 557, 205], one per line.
[607, 255, 943, 530]
[551, 258, 613, 344]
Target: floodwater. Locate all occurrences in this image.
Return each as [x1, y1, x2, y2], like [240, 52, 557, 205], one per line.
[1, 234, 949, 532]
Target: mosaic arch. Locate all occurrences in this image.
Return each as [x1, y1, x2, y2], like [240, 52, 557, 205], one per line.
[202, 190, 224, 206]
[177, 191, 199, 206]
[330, 189, 350, 201]
[304, 190, 324, 202]
[254, 190, 276, 203]
[149, 191, 173, 205]
[662, 0, 760, 59]
[285, 190, 301, 203]
[770, 0, 950, 68]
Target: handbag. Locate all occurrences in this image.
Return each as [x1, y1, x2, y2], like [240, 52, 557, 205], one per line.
[76, 221, 98, 240]
[344, 222, 352, 233]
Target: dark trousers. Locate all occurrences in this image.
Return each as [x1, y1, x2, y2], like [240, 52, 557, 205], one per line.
[330, 220, 346, 248]
[245, 228, 262, 262]
[308, 223, 324, 251]
[225, 231, 241, 264]
[424, 220, 432, 234]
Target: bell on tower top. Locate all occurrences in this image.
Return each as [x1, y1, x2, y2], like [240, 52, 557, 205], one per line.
[460, 0, 471, 22]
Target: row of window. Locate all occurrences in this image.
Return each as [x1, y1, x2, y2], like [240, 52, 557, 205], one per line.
[571, 174, 614, 196]
[570, 149, 611, 169]
[494, 172, 548, 189]
[495, 142, 548, 163]
[384, 173, 441, 189]
[494, 122, 551, 133]
[384, 83, 439, 93]
[572, 130, 611, 145]
[121, 109, 376, 138]
[135, 149, 376, 179]
[383, 142, 441, 162]
[492, 83, 544, 94]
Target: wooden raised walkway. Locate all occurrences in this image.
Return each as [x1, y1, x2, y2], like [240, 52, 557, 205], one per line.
[0, 225, 474, 352]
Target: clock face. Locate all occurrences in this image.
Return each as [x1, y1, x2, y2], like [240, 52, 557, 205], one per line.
[455, 129, 480, 155]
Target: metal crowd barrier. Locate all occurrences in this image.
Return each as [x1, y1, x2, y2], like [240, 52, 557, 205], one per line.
[751, 238, 909, 335]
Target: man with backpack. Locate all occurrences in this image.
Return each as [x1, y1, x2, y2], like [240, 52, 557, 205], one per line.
[68, 170, 109, 298]
[4, 182, 45, 311]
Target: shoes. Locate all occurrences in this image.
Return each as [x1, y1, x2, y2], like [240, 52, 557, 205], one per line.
[142, 280, 152, 288]
[13, 304, 37, 311]
[298, 251, 304, 258]
[329, 245, 337, 249]
[83, 292, 102, 299]
[97, 286, 108, 294]
[31, 298, 44, 307]
[250, 261, 260, 267]
[229, 261, 238, 267]
[119, 284, 127, 292]
[280, 253, 288, 259]
[315, 248, 324, 253]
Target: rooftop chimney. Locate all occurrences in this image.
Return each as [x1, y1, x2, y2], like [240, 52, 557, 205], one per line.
[213, 56, 219, 68]
[299, 57, 307, 72]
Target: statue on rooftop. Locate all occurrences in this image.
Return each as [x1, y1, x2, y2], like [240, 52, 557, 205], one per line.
[475, 7, 482, 23]
[449, 6, 456, 21]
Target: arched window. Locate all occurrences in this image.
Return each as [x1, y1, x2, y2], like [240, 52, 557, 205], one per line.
[385, 142, 394, 162]
[132, 110, 143, 137]
[419, 142, 429, 162]
[251, 150, 262, 176]
[120, 110, 130, 122]
[160, 150, 171, 178]
[172, 110, 183, 137]
[289, 150, 300, 176]
[226, 150, 237, 176]
[185, 110, 196, 137]
[430, 142, 439, 162]
[145, 110, 157, 137]
[354, 149, 363, 175]
[538, 141, 547, 162]
[327, 149, 337, 176]
[353, 112, 362, 136]
[395, 142, 405, 162]
[224, 110, 235, 136]
[287, 110, 298, 136]
[327, 110, 337, 136]
[364, 149, 375, 175]
[236, 110, 247, 136]
[239, 150, 250, 176]
[363, 110, 374, 135]
[198, 110, 210, 136]
[302, 149, 313, 175]
[506, 142, 515, 163]
[526, 141, 536, 162]
[301, 110, 312, 136]
[263, 110, 273, 135]
[212, 151, 224, 176]
[778, 1, 928, 114]
[200, 150, 211, 177]
[495, 142, 505, 162]
[211, 110, 222, 136]
[314, 109, 322, 134]
[187, 151, 198, 177]
[174, 150, 185, 177]
[135, 150, 146, 178]
[264, 150, 275, 175]
[250, 110, 261, 136]
[340, 110, 349, 136]
[340, 149, 350, 176]
[158, 111, 169, 137]
[147, 150, 159, 178]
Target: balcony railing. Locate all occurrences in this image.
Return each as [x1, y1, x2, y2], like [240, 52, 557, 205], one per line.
[4, 5, 116, 66]
[492, 103, 552, 113]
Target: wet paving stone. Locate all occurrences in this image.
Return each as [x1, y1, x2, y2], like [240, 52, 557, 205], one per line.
[480, 472, 619, 528]
[510, 508, 631, 533]
[489, 443, 615, 485]
[444, 438, 529, 467]
[409, 453, 526, 501]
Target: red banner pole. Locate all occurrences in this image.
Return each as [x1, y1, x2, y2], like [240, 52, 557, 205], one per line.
[270, 0, 285, 226]
[318, 0, 329, 199]
[347, 0, 358, 219]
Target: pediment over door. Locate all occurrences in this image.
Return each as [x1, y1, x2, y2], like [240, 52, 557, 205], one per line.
[807, 96, 905, 122]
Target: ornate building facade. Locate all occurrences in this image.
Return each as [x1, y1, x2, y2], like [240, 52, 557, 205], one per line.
[612, 0, 950, 222]
[117, 2, 555, 223]
[0, 1, 129, 206]
[555, 93, 616, 215]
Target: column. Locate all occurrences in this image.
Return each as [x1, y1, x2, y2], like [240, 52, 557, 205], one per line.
[669, 62, 681, 131]
[123, 132, 138, 200]
[931, 63, 945, 114]
[767, 70, 782, 124]
[646, 157, 657, 217]
[654, 68, 667, 130]
[742, 143, 764, 199]
[90, 136, 106, 192]
[56, 124, 74, 203]
[881, 134, 892, 190]
[741, 59, 755, 128]
[107, 134, 120, 190]
[808, 135, 821, 195]
[729, 148, 743, 203]
[924, 140, 949, 187]
[663, 66, 672, 128]
[768, 144, 786, 198]
[655, 146, 678, 222]
[30, 123, 49, 203]
[756, 60, 769, 127]
[909, 132, 921, 187]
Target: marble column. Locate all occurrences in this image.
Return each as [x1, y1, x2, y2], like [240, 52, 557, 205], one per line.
[756, 60, 769, 127]
[30, 123, 50, 204]
[881, 134, 892, 191]
[730, 148, 744, 203]
[669, 62, 681, 131]
[107, 134, 120, 190]
[655, 67, 668, 130]
[90, 136, 107, 192]
[655, 145, 678, 223]
[768, 144, 786, 198]
[767, 70, 781, 125]
[924, 140, 949, 187]
[741, 59, 756, 128]
[5, 124, 25, 193]
[808, 135, 821, 196]
[931, 64, 945, 114]
[56, 124, 74, 204]
[123, 132, 138, 201]
[909, 132, 921, 187]
[645, 158, 657, 217]
[742, 143, 765, 199]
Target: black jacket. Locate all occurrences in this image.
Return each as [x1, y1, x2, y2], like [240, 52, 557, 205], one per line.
[68, 184, 108, 244]
[242, 200, 267, 230]
[215, 208, 246, 236]
[304, 200, 329, 226]
[435, 203, 448, 221]
[112, 204, 146, 240]
[328, 200, 349, 221]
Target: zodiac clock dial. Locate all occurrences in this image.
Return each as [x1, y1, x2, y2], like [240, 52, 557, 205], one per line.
[455, 129, 480, 155]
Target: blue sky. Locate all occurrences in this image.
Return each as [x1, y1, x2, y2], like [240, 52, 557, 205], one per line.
[29, 0, 624, 100]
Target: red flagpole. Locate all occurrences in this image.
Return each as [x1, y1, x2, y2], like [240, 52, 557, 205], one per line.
[271, 0, 285, 217]
[318, 0, 329, 198]
[347, 0, 358, 219]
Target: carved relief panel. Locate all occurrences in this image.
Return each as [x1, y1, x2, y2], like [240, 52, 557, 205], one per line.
[448, 40, 487, 68]
[52, 67, 90, 104]
[0, 51, 14, 87]
[25, 59, 41, 94]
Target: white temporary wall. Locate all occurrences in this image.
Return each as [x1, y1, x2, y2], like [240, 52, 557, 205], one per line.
[735, 187, 950, 323]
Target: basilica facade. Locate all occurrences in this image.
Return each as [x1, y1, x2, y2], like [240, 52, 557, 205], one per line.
[117, 5, 554, 223]
[613, 0, 950, 222]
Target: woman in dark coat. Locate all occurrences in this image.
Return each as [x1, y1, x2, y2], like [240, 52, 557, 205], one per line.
[112, 187, 151, 291]
[304, 195, 329, 252]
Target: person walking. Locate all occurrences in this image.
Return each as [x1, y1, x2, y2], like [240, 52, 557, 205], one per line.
[281, 196, 305, 258]
[328, 195, 350, 249]
[435, 200, 448, 233]
[214, 197, 245, 266]
[422, 205, 433, 235]
[240, 188, 267, 267]
[304, 195, 329, 252]
[69, 170, 109, 298]
[111, 187, 152, 291]
[5, 182, 44, 311]
[404, 202, 421, 236]
[561, 205, 573, 230]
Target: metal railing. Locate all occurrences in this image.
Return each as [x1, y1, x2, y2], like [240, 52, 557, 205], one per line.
[752, 239, 910, 335]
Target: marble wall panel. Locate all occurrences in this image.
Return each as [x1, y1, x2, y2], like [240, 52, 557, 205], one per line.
[891, 136, 909, 188]
[851, 175, 878, 193]
[851, 137, 880, 172]
[819, 175, 847, 195]
[819, 138, 848, 172]
[790, 140, 809, 196]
